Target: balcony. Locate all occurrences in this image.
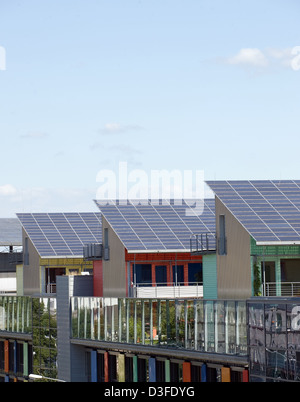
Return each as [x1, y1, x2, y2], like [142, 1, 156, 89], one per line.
[263, 282, 300, 297]
[132, 282, 203, 298]
[46, 283, 57, 294]
[190, 233, 216, 254]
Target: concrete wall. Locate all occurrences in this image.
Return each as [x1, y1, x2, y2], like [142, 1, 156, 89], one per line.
[216, 197, 252, 299]
[56, 275, 93, 382]
[22, 228, 41, 295]
[102, 218, 127, 297]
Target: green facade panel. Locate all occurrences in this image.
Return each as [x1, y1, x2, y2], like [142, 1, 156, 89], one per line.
[133, 355, 138, 382]
[23, 342, 28, 377]
[165, 359, 170, 382]
[251, 237, 300, 256]
[203, 254, 217, 299]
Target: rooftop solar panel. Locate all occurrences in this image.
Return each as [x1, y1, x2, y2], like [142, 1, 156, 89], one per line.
[206, 180, 300, 244]
[0, 218, 22, 246]
[16, 212, 102, 257]
[94, 199, 215, 252]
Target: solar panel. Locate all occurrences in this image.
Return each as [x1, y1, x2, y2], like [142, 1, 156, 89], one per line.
[94, 199, 215, 252]
[0, 218, 22, 246]
[16, 212, 102, 257]
[206, 180, 300, 244]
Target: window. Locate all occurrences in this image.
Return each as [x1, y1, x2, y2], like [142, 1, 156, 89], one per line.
[85, 351, 91, 382]
[125, 356, 133, 381]
[188, 263, 202, 284]
[104, 228, 109, 260]
[191, 364, 202, 382]
[218, 215, 226, 255]
[155, 265, 167, 286]
[97, 353, 105, 382]
[16, 343, 24, 376]
[172, 265, 184, 285]
[156, 360, 165, 381]
[24, 237, 29, 265]
[108, 354, 117, 382]
[137, 358, 148, 382]
[134, 264, 152, 286]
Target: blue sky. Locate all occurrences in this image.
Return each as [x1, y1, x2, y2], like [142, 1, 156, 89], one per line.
[0, 0, 299, 216]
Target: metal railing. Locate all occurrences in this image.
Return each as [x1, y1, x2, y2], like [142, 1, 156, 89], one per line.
[132, 282, 203, 298]
[264, 282, 300, 297]
[190, 233, 216, 254]
[71, 297, 248, 356]
[46, 283, 57, 294]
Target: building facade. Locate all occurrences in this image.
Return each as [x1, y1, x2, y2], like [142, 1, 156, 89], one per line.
[2, 184, 300, 382]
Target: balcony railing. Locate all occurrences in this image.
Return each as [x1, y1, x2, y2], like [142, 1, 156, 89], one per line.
[71, 297, 248, 356]
[190, 233, 216, 254]
[264, 282, 300, 297]
[132, 282, 203, 298]
[46, 283, 57, 294]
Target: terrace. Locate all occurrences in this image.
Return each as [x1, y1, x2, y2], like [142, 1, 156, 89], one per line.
[70, 297, 247, 356]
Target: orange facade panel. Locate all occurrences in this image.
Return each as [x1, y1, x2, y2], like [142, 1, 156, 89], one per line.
[182, 362, 191, 382]
[104, 352, 109, 382]
[4, 340, 9, 373]
[221, 367, 231, 382]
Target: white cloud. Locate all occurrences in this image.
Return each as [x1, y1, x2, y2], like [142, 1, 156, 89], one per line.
[226, 47, 297, 71]
[266, 47, 294, 67]
[99, 123, 144, 135]
[0, 184, 17, 196]
[227, 48, 268, 67]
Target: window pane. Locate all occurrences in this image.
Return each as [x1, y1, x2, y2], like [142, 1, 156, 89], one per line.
[226, 301, 236, 354]
[188, 263, 202, 284]
[205, 301, 215, 352]
[215, 301, 225, 353]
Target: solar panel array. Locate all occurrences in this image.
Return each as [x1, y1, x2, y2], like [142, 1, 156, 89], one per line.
[94, 199, 215, 252]
[206, 180, 300, 244]
[16, 213, 102, 257]
[0, 218, 22, 246]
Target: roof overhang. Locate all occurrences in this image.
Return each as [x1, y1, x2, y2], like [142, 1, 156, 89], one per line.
[40, 255, 84, 260]
[256, 241, 300, 246]
[126, 249, 190, 254]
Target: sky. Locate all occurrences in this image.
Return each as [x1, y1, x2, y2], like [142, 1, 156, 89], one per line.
[0, 0, 300, 217]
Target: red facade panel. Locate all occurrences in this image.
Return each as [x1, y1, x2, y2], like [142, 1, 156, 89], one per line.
[93, 260, 103, 296]
[125, 250, 202, 263]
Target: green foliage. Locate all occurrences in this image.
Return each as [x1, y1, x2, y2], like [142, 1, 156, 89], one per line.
[253, 263, 262, 296]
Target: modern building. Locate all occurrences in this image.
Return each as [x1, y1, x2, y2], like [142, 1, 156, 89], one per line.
[0, 219, 23, 295]
[206, 180, 300, 299]
[16, 213, 102, 295]
[0, 277, 249, 382]
[93, 199, 217, 299]
[2, 182, 300, 382]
